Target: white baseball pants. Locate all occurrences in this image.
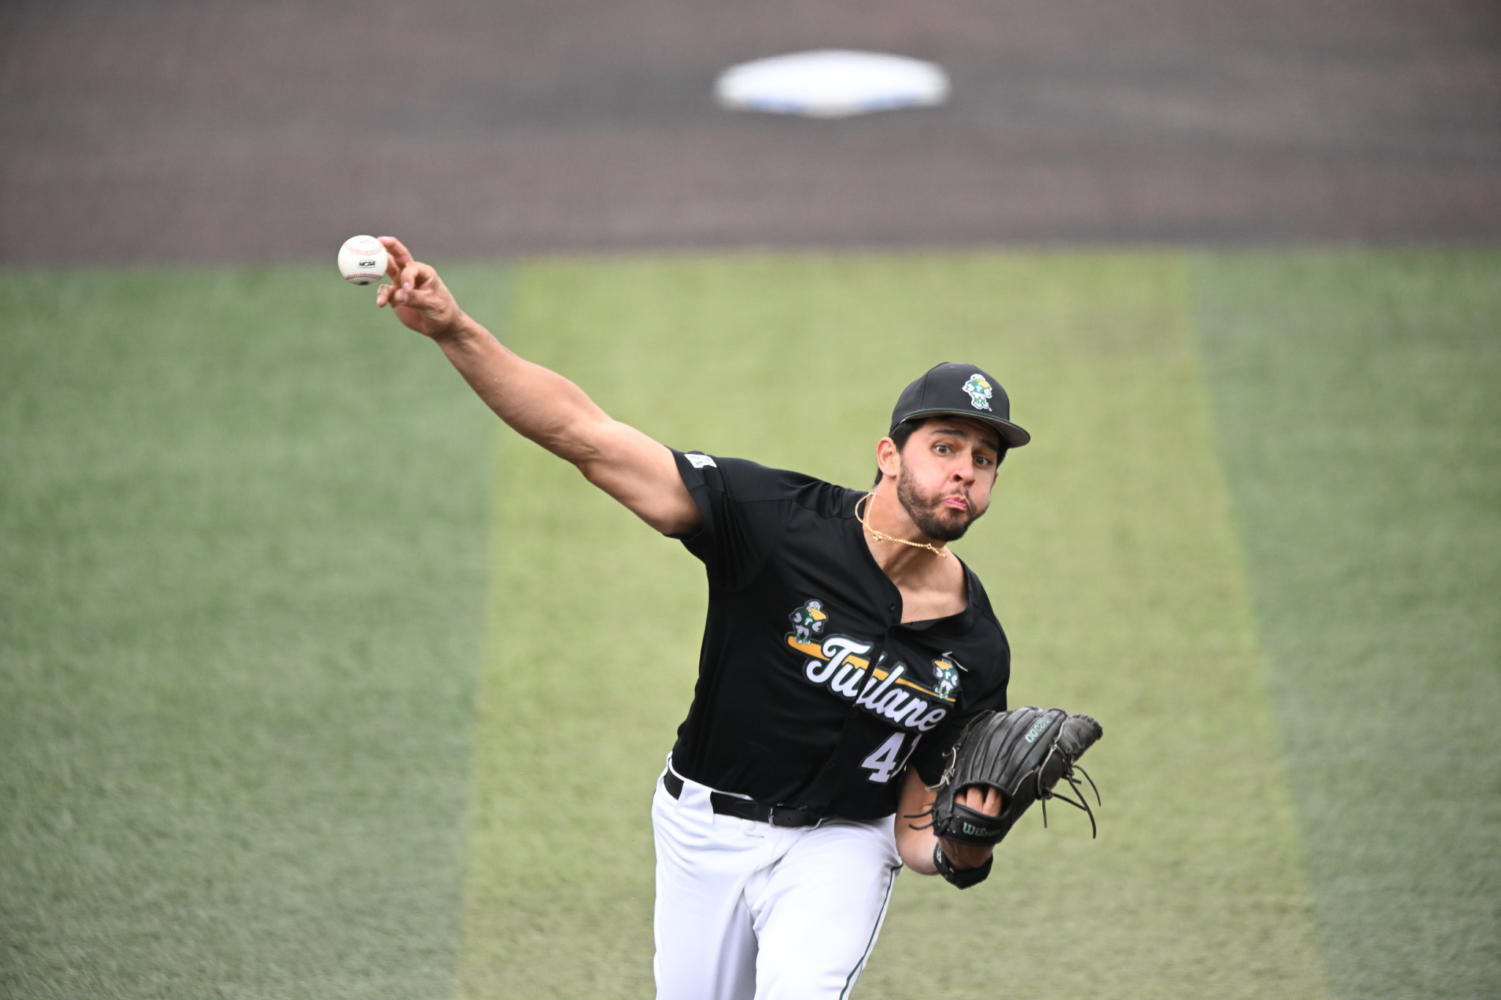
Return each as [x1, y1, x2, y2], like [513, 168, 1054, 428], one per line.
[651, 766, 903, 1000]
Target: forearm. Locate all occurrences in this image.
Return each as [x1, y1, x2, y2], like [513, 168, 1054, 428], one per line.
[896, 822, 942, 875]
[432, 314, 610, 466]
[375, 235, 699, 535]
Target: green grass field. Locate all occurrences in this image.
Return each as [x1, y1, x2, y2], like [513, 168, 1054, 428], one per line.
[3, 249, 1497, 999]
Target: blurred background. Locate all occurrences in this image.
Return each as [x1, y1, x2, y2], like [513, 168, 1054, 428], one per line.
[3, 0, 1499, 264]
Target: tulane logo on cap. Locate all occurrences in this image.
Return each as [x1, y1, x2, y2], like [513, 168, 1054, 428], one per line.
[962, 373, 994, 412]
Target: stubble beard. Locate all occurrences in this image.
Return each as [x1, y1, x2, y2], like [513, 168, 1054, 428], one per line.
[895, 467, 984, 543]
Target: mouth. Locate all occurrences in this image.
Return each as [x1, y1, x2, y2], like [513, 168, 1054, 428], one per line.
[941, 494, 970, 513]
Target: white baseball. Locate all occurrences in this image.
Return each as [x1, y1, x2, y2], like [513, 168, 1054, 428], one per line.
[337, 235, 388, 285]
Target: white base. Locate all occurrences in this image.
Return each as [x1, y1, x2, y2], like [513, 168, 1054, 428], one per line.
[715, 49, 950, 118]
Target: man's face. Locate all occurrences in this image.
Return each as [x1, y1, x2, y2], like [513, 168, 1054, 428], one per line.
[894, 419, 1002, 543]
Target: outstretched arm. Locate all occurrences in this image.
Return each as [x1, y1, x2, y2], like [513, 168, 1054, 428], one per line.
[375, 236, 702, 537]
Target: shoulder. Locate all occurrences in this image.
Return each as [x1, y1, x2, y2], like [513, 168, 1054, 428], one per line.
[673, 451, 853, 517]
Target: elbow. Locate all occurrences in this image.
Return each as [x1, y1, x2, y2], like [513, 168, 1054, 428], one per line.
[575, 455, 702, 538]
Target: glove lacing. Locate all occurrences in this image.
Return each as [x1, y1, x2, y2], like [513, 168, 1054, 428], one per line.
[1036, 743, 1102, 838]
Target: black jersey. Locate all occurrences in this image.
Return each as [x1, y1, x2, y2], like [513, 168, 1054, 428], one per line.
[669, 450, 1011, 821]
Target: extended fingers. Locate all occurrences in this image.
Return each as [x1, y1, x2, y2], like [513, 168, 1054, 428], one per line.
[376, 236, 410, 307]
[379, 236, 432, 291]
[374, 238, 438, 303]
[379, 235, 413, 275]
[404, 260, 435, 292]
[374, 267, 432, 309]
[957, 785, 1003, 815]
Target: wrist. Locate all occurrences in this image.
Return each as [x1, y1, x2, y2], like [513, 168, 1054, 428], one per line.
[933, 843, 992, 889]
[428, 309, 480, 346]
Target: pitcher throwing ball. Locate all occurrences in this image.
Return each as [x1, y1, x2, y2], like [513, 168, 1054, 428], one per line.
[370, 236, 1102, 999]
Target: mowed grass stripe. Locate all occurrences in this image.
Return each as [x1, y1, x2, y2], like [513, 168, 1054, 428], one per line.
[1192, 249, 1501, 1000]
[868, 253, 1327, 999]
[1, 265, 491, 999]
[454, 252, 1326, 998]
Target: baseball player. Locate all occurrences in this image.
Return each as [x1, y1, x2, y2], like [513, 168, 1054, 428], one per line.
[374, 237, 1027, 999]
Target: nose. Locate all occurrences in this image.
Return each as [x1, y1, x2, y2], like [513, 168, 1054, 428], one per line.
[952, 452, 976, 483]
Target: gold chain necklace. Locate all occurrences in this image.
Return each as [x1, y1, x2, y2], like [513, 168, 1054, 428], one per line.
[854, 493, 949, 559]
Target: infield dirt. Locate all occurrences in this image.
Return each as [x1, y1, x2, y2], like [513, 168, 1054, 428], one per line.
[2, 0, 1498, 265]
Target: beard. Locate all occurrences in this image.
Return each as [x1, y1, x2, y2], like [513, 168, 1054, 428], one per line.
[896, 467, 985, 543]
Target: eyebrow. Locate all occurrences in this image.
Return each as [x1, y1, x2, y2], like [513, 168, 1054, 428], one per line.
[928, 422, 1003, 454]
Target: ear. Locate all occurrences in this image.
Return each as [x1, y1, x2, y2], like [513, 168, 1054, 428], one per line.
[875, 436, 902, 481]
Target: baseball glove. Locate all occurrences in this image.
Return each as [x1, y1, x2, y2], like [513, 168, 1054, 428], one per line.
[921, 706, 1103, 847]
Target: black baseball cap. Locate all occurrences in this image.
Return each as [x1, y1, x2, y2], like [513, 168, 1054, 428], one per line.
[889, 362, 1031, 448]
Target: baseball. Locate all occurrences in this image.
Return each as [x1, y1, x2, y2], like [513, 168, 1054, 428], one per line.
[337, 235, 387, 285]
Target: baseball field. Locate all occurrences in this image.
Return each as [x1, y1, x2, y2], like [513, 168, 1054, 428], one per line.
[4, 249, 1497, 998]
[3, 3, 1500, 999]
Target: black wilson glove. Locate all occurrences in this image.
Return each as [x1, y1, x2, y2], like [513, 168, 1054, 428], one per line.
[924, 706, 1103, 848]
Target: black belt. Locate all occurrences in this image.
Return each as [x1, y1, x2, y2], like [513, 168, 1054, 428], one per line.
[661, 772, 825, 828]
